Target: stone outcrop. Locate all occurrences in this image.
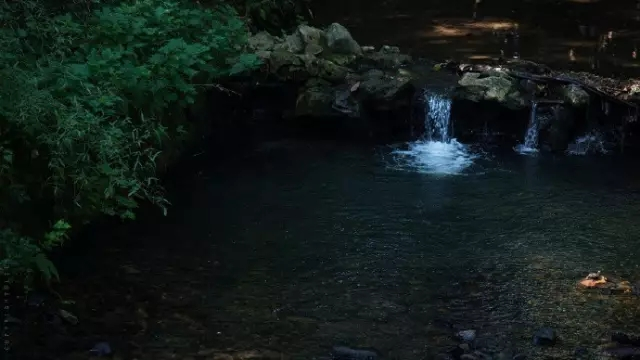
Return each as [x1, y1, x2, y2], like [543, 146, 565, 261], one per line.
[454, 71, 527, 110]
[245, 23, 423, 141]
[242, 23, 638, 152]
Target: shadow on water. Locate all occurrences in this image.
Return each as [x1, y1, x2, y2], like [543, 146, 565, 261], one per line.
[310, 0, 640, 77]
[53, 139, 640, 359]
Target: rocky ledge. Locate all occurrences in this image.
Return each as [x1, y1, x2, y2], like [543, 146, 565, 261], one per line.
[239, 22, 448, 142]
[223, 23, 640, 152]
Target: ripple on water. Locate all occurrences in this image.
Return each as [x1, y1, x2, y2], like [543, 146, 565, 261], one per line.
[58, 141, 640, 360]
[390, 140, 479, 175]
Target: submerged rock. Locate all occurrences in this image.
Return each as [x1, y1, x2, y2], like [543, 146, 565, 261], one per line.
[533, 327, 557, 346]
[456, 329, 477, 343]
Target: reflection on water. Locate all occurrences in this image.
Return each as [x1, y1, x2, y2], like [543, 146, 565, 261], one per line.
[61, 141, 640, 360]
[310, 0, 640, 77]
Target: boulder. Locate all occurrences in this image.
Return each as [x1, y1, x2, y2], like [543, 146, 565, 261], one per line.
[455, 72, 527, 109]
[295, 83, 336, 117]
[266, 51, 351, 84]
[246, 24, 423, 141]
[325, 23, 362, 55]
[562, 84, 590, 107]
[358, 69, 414, 102]
[360, 47, 412, 70]
[248, 31, 277, 52]
[296, 25, 325, 55]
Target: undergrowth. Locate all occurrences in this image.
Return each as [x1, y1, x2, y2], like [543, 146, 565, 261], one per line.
[0, 0, 261, 289]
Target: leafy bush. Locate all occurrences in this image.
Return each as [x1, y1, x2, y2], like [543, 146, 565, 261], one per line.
[0, 0, 261, 287]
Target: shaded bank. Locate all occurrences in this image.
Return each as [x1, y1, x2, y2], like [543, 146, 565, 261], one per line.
[309, 0, 640, 78]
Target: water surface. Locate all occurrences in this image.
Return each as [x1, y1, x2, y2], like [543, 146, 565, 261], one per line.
[61, 139, 640, 359]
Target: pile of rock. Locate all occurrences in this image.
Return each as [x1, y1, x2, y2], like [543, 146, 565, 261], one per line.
[245, 23, 427, 141]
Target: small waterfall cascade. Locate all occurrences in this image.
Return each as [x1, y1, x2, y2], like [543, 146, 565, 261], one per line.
[425, 92, 453, 142]
[391, 90, 477, 175]
[567, 132, 608, 155]
[515, 101, 540, 154]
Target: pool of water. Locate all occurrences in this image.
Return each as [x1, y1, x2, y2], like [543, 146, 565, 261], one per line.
[309, 0, 640, 77]
[56, 139, 640, 360]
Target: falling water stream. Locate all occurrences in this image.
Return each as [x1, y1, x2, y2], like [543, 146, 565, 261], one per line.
[515, 101, 539, 155]
[392, 91, 478, 175]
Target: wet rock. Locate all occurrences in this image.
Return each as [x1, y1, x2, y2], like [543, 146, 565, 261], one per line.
[248, 32, 277, 52]
[456, 329, 477, 343]
[273, 33, 305, 53]
[562, 84, 590, 107]
[316, 58, 351, 83]
[361, 49, 412, 70]
[297, 25, 326, 55]
[455, 72, 526, 110]
[539, 104, 575, 152]
[90, 342, 112, 357]
[245, 23, 423, 141]
[296, 83, 341, 117]
[533, 327, 557, 346]
[325, 23, 362, 55]
[359, 69, 414, 101]
[380, 45, 400, 54]
[331, 346, 378, 360]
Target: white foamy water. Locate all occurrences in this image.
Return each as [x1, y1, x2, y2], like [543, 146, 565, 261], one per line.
[392, 140, 477, 175]
[567, 132, 608, 155]
[514, 101, 539, 155]
[391, 92, 477, 175]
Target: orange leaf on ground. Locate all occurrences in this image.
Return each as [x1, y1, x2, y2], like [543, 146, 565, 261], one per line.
[579, 278, 607, 287]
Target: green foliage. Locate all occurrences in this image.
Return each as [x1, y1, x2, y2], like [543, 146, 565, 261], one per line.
[0, 0, 261, 286]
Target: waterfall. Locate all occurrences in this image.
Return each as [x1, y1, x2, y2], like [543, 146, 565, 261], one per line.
[515, 101, 539, 154]
[391, 91, 477, 175]
[425, 93, 453, 142]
